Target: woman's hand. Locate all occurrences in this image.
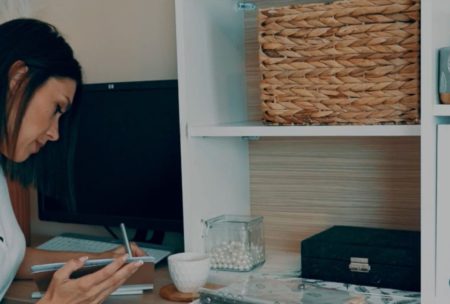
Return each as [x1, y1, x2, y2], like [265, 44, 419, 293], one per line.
[37, 255, 143, 304]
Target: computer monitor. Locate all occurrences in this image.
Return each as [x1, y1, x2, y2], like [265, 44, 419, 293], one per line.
[37, 80, 183, 240]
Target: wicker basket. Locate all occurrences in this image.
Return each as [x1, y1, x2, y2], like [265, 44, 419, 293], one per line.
[258, 0, 420, 125]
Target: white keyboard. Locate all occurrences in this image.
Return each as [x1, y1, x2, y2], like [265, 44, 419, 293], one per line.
[38, 235, 171, 264]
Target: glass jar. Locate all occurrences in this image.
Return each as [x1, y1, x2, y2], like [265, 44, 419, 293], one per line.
[203, 215, 265, 272]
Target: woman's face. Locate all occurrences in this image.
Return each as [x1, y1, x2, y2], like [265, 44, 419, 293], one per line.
[5, 77, 76, 162]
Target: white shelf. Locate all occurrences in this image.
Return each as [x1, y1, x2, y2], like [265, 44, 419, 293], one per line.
[434, 104, 450, 116]
[189, 121, 421, 137]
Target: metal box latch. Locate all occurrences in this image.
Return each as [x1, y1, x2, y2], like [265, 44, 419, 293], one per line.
[349, 257, 371, 273]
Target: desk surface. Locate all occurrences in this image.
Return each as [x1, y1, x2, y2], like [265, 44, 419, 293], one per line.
[4, 242, 300, 304]
[4, 265, 177, 304]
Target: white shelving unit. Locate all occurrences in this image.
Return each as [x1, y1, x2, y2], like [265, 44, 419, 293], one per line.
[189, 122, 420, 137]
[434, 104, 450, 116]
[175, 0, 250, 254]
[176, 0, 445, 302]
[422, 1, 450, 303]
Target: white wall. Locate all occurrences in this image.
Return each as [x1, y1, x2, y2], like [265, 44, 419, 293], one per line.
[29, 0, 177, 83]
[0, 0, 30, 20]
[0, 0, 178, 241]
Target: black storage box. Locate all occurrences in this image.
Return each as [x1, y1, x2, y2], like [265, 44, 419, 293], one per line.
[301, 226, 420, 291]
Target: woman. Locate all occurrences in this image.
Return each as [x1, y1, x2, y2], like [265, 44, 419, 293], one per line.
[0, 18, 146, 303]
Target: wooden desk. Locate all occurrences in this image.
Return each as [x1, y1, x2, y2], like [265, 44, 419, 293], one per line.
[4, 265, 177, 304]
[4, 246, 299, 304]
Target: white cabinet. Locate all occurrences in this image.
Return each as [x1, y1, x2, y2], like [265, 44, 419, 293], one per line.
[422, 1, 450, 303]
[175, 0, 438, 302]
[437, 125, 450, 302]
[175, 0, 251, 252]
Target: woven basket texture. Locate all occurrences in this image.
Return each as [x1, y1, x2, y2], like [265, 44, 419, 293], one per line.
[259, 0, 420, 125]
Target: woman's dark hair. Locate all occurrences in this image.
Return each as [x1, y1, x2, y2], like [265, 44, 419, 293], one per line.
[0, 18, 83, 186]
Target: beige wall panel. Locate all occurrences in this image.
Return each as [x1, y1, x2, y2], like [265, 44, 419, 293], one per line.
[249, 137, 420, 252]
[30, 0, 177, 83]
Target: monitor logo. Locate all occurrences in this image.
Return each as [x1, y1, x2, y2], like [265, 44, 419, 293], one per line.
[108, 84, 115, 90]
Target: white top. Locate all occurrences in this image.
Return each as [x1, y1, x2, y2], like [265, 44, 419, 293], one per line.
[0, 169, 26, 300]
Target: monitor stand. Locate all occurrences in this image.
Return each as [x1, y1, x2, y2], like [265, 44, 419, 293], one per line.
[133, 229, 165, 245]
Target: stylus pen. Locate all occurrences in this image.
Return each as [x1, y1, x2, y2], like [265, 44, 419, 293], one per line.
[120, 223, 133, 258]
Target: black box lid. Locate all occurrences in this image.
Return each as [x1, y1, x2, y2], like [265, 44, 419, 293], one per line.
[301, 226, 420, 267]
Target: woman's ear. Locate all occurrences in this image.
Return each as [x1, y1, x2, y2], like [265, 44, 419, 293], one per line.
[8, 60, 29, 91]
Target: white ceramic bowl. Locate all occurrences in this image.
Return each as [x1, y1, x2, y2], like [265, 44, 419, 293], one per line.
[168, 252, 210, 293]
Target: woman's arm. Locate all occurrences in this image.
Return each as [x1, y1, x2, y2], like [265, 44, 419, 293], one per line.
[16, 243, 146, 279]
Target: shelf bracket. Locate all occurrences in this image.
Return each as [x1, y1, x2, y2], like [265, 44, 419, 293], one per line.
[236, 2, 256, 11]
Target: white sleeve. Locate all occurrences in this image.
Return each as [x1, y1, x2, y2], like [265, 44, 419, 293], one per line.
[0, 170, 26, 301]
[0, 233, 6, 271]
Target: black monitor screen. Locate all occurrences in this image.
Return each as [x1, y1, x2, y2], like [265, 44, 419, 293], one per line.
[38, 80, 183, 232]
